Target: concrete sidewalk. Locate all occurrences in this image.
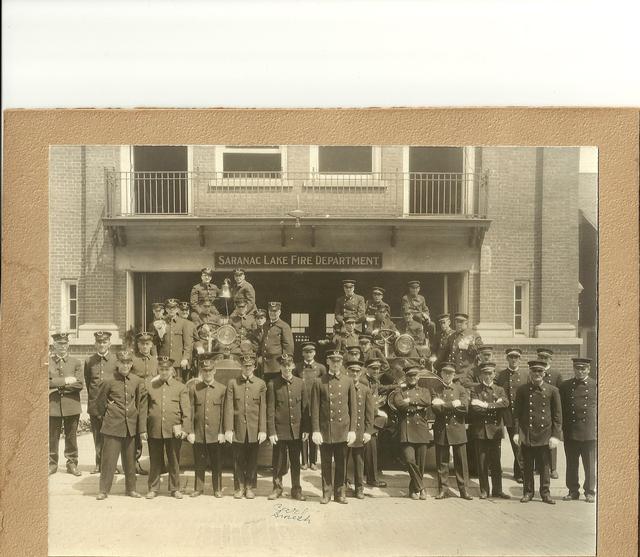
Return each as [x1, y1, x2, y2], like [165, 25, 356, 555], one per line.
[49, 433, 596, 556]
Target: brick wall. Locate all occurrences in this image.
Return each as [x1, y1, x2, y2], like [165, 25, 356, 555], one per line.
[489, 344, 581, 380]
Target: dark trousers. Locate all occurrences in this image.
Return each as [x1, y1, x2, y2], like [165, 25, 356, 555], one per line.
[467, 437, 478, 475]
[49, 415, 79, 467]
[550, 446, 558, 472]
[346, 446, 365, 489]
[363, 434, 380, 483]
[521, 444, 551, 497]
[436, 442, 469, 492]
[476, 438, 503, 495]
[565, 439, 596, 496]
[506, 426, 524, 479]
[272, 439, 302, 491]
[319, 442, 347, 498]
[100, 434, 136, 494]
[301, 436, 318, 466]
[400, 442, 427, 494]
[193, 442, 223, 492]
[135, 434, 143, 461]
[89, 415, 104, 466]
[233, 441, 259, 491]
[148, 437, 182, 493]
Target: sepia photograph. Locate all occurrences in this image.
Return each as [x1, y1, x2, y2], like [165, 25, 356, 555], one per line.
[46, 142, 598, 556]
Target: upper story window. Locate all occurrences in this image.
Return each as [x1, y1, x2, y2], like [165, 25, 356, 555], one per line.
[221, 146, 282, 178]
[61, 280, 79, 335]
[318, 146, 373, 174]
[514, 281, 530, 336]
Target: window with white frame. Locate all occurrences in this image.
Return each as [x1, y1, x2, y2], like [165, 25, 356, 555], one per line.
[219, 146, 283, 178]
[326, 313, 336, 334]
[513, 281, 530, 336]
[61, 280, 79, 335]
[290, 313, 309, 334]
[314, 146, 378, 174]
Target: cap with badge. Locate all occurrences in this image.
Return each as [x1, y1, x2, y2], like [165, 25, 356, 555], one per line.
[165, 298, 179, 308]
[94, 331, 112, 341]
[158, 356, 175, 367]
[537, 348, 554, 358]
[234, 268, 246, 276]
[179, 301, 191, 311]
[301, 342, 316, 352]
[437, 313, 450, 321]
[403, 363, 421, 375]
[201, 267, 213, 276]
[572, 357, 592, 368]
[347, 360, 365, 370]
[365, 358, 382, 368]
[505, 348, 522, 357]
[326, 349, 344, 361]
[116, 350, 133, 363]
[151, 302, 165, 311]
[241, 353, 257, 365]
[478, 345, 493, 355]
[528, 360, 547, 371]
[453, 313, 469, 321]
[52, 332, 70, 343]
[439, 361, 456, 373]
[344, 316, 357, 324]
[342, 279, 356, 287]
[371, 286, 385, 295]
[136, 331, 154, 342]
[478, 362, 497, 373]
[407, 280, 421, 288]
[198, 352, 217, 368]
[235, 299, 248, 307]
[277, 353, 294, 365]
[255, 308, 267, 317]
[358, 334, 373, 343]
[268, 301, 282, 311]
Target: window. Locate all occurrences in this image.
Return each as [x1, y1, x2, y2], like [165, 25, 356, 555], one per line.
[221, 147, 282, 178]
[318, 146, 373, 173]
[514, 281, 530, 335]
[325, 313, 336, 334]
[61, 280, 79, 334]
[290, 313, 309, 334]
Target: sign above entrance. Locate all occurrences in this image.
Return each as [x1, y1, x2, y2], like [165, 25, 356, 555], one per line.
[214, 252, 383, 269]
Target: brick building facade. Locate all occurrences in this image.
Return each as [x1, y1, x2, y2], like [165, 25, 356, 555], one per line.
[49, 145, 596, 377]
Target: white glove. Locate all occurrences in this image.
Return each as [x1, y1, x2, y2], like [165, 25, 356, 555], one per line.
[180, 431, 189, 440]
[452, 399, 462, 408]
[432, 398, 444, 406]
[196, 346, 205, 354]
[377, 409, 387, 418]
[403, 397, 410, 403]
[257, 431, 267, 444]
[224, 431, 234, 444]
[312, 432, 323, 445]
[140, 432, 148, 441]
[363, 432, 372, 444]
[549, 436, 560, 449]
[302, 432, 309, 441]
[186, 433, 196, 444]
[180, 359, 189, 369]
[513, 434, 520, 446]
[346, 431, 356, 446]
[269, 434, 278, 446]
[217, 433, 226, 444]
[64, 376, 78, 385]
[471, 399, 482, 406]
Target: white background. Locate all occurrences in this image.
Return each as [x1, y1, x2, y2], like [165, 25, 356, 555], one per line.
[2, 0, 639, 108]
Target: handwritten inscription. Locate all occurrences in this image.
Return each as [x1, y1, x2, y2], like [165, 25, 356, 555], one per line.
[271, 503, 311, 524]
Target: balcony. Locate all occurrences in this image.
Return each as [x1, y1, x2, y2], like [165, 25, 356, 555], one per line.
[105, 170, 488, 220]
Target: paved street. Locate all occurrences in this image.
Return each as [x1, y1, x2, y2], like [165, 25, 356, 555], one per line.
[49, 433, 596, 557]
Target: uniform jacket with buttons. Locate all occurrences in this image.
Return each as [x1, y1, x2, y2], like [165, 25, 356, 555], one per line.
[361, 373, 387, 429]
[332, 330, 360, 353]
[188, 378, 226, 443]
[266, 375, 308, 440]
[431, 382, 469, 446]
[224, 375, 267, 443]
[84, 352, 118, 416]
[97, 372, 147, 437]
[131, 353, 159, 380]
[229, 312, 257, 338]
[361, 346, 390, 372]
[435, 328, 455, 363]
[156, 316, 194, 365]
[335, 294, 366, 324]
[260, 319, 295, 374]
[311, 373, 358, 444]
[49, 355, 84, 417]
[365, 299, 391, 317]
[349, 381, 375, 447]
[400, 294, 430, 320]
[397, 319, 426, 345]
[468, 383, 508, 439]
[513, 382, 563, 446]
[146, 376, 192, 439]
[560, 377, 596, 441]
[495, 367, 528, 427]
[294, 360, 326, 415]
[190, 282, 219, 314]
[543, 367, 564, 388]
[231, 281, 256, 314]
[392, 384, 433, 444]
[446, 328, 483, 374]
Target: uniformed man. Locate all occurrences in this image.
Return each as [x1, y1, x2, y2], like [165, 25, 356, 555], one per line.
[230, 299, 257, 339]
[144, 356, 191, 499]
[513, 360, 563, 504]
[193, 299, 223, 328]
[186, 352, 227, 498]
[49, 332, 84, 476]
[434, 313, 455, 364]
[260, 301, 295, 380]
[334, 279, 366, 331]
[344, 344, 364, 366]
[294, 342, 326, 470]
[400, 280, 435, 341]
[224, 353, 267, 499]
[231, 268, 256, 315]
[446, 313, 483, 384]
[179, 301, 198, 381]
[361, 358, 388, 488]
[247, 308, 268, 357]
[84, 330, 118, 474]
[469, 362, 510, 499]
[396, 309, 425, 358]
[190, 267, 219, 321]
[95, 350, 147, 500]
[391, 363, 432, 500]
[370, 307, 397, 336]
[495, 348, 527, 483]
[267, 353, 308, 501]
[431, 361, 473, 500]
[536, 347, 564, 479]
[344, 361, 375, 499]
[365, 287, 391, 334]
[333, 316, 361, 354]
[155, 298, 194, 382]
[560, 357, 596, 503]
[151, 302, 165, 321]
[311, 349, 358, 504]
[359, 333, 390, 372]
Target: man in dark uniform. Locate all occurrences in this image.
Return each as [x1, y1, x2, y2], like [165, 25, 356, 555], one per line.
[344, 344, 364, 366]
[335, 279, 366, 331]
[431, 361, 473, 500]
[186, 352, 227, 498]
[260, 301, 295, 380]
[396, 309, 425, 359]
[190, 267, 219, 322]
[434, 313, 455, 364]
[155, 298, 194, 382]
[84, 330, 118, 474]
[267, 354, 308, 501]
[536, 347, 564, 479]
[361, 358, 388, 488]
[230, 299, 257, 339]
[192, 299, 222, 328]
[446, 313, 483, 387]
[364, 287, 391, 334]
[359, 334, 389, 372]
[311, 349, 357, 504]
[560, 357, 596, 503]
[495, 347, 526, 483]
[391, 363, 432, 500]
[401, 280, 435, 343]
[513, 360, 563, 504]
[145, 356, 191, 499]
[179, 301, 198, 381]
[247, 308, 268, 357]
[294, 342, 326, 470]
[49, 332, 84, 476]
[231, 268, 256, 315]
[151, 302, 165, 322]
[95, 350, 147, 500]
[469, 362, 511, 499]
[332, 316, 360, 353]
[224, 353, 267, 499]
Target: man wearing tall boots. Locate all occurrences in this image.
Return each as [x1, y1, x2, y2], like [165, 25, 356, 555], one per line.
[145, 356, 191, 499]
[267, 354, 308, 501]
[95, 350, 147, 500]
[513, 360, 563, 504]
[536, 347, 564, 479]
[49, 332, 84, 476]
[560, 357, 597, 503]
[432, 362, 473, 500]
[224, 353, 267, 499]
[495, 348, 527, 483]
[361, 358, 388, 488]
[311, 349, 357, 504]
